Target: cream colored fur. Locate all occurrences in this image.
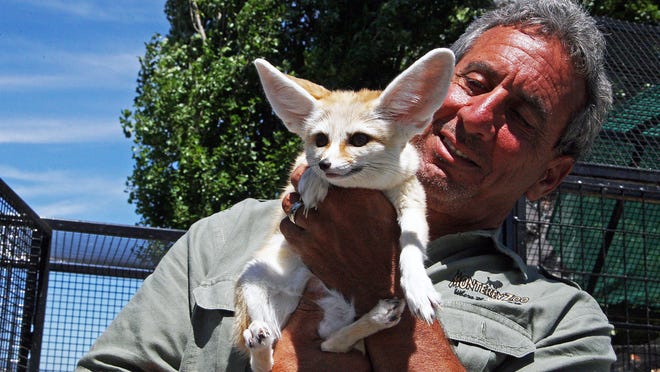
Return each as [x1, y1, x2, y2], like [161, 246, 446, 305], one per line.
[233, 48, 454, 372]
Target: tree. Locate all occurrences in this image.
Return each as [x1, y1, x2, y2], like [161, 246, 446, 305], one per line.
[123, 0, 656, 229]
[122, 0, 300, 228]
[583, 0, 659, 23]
[123, 0, 489, 229]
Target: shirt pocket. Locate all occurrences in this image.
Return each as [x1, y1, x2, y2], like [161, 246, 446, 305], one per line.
[193, 277, 236, 312]
[440, 301, 535, 372]
[181, 280, 249, 372]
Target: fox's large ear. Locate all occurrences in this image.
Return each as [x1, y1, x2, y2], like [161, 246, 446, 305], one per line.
[286, 75, 331, 100]
[254, 59, 317, 136]
[376, 48, 454, 136]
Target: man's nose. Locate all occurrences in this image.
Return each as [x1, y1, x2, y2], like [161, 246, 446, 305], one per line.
[458, 90, 506, 140]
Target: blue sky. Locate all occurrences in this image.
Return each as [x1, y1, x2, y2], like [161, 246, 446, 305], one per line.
[0, 0, 169, 225]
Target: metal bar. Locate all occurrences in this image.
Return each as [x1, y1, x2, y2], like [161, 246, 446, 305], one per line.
[0, 179, 51, 235]
[513, 198, 527, 262]
[611, 321, 660, 332]
[559, 179, 660, 201]
[587, 198, 624, 293]
[48, 262, 152, 279]
[2, 251, 15, 372]
[571, 162, 660, 184]
[42, 218, 185, 242]
[17, 231, 41, 372]
[28, 232, 51, 372]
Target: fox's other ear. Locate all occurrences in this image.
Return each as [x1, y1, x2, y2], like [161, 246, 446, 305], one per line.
[254, 59, 317, 135]
[377, 48, 454, 135]
[286, 75, 331, 100]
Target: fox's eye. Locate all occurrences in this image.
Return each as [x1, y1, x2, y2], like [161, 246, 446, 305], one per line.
[349, 132, 370, 147]
[315, 133, 329, 147]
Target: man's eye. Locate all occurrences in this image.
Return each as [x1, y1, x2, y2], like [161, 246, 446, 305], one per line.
[509, 110, 534, 129]
[315, 133, 329, 147]
[465, 78, 487, 94]
[458, 73, 488, 95]
[349, 132, 370, 147]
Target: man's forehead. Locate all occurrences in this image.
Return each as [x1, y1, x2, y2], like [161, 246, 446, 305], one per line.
[458, 57, 551, 127]
[458, 26, 583, 127]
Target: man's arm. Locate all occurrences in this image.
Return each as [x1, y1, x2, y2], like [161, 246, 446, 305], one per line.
[366, 312, 465, 371]
[77, 200, 274, 371]
[272, 277, 372, 372]
[278, 168, 464, 370]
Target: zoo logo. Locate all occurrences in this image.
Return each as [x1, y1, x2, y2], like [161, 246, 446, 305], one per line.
[449, 271, 530, 305]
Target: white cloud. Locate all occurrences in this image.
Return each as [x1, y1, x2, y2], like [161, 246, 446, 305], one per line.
[17, 0, 163, 23]
[0, 50, 141, 90]
[76, 52, 140, 77]
[0, 167, 63, 184]
[0, 164, 133, 222]
[0, 75, 70, 89]
[37, 199, 96, 219]
[0, 118, 124, 144]
[0, 166, 126, 198]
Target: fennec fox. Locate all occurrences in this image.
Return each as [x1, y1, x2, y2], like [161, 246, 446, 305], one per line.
[233, 48, 454, 372]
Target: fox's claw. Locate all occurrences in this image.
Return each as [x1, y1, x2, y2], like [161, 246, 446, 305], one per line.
[243, 321, 275, 350]
[401, 271, 441, 323]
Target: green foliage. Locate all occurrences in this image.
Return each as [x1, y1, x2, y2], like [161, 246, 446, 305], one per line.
[283, 0, 489, 90]
[124, 0, 489, 229]
[124, 0, 655, 229]
[582, 0, 659, 23]
[123, 0, 300, 228]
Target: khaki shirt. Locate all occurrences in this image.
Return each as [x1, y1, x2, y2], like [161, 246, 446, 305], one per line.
[77, 199, 616, 371]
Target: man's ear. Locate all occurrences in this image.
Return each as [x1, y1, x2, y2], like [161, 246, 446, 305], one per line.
[525, 155, 575, 201]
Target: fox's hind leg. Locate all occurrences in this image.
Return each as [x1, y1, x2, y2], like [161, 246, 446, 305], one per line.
[319, 296, 405, 353]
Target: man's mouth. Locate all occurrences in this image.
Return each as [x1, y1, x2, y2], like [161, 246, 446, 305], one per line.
[442, 137, 479, 167]
[443, 137, 469, 160]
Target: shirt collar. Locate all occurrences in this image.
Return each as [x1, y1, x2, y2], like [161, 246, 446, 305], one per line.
[428, 228, 529, 280]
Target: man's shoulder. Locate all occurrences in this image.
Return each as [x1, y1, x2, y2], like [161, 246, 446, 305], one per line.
[524, 264, 591, 300]
[523, 264, 609, 327]
[183, 198, 281, 269]
[188, 198, 281, 236]
[532, 264, 582, 289]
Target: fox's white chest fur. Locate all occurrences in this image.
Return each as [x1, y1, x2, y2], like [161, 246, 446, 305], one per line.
[233, 48, 454, 372]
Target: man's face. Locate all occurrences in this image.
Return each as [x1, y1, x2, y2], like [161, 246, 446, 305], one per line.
[413, 26, 585, 233]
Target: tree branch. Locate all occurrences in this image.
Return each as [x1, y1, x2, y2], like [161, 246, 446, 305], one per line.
[189, 0, 207, 41]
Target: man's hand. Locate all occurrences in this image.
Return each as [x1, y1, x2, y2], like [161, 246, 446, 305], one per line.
[272, 277, 371, 372]
[280, 166, 402, 314]
[277, 165, 465, 371]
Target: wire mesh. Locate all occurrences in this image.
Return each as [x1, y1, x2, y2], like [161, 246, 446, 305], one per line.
[588, 18, 660, 171]
[0, 180, 49, 371]
[39, 272, 143, 371]
[518, 175, 660, 371]
[37, 223, 183, 371]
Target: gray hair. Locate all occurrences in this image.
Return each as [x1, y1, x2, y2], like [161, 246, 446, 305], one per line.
[451, 0, 612, 160]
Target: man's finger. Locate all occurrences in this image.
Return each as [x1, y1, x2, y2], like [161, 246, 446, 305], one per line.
[290, 164, 307, 190]
[281, 192, 308, 228]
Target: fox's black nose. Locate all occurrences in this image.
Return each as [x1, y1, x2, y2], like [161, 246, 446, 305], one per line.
[319, 159, 331, 171]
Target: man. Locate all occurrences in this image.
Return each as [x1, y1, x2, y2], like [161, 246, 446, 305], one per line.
[77, 0, 616, 370]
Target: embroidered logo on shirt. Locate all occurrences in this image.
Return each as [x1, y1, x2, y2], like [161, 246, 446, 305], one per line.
[448, 271, 529, 305]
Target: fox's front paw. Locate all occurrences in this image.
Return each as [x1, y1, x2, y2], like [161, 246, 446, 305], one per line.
[243, 321, 275, 350]
[299, 171, 328, 210]
[401, 272, 441, 324]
